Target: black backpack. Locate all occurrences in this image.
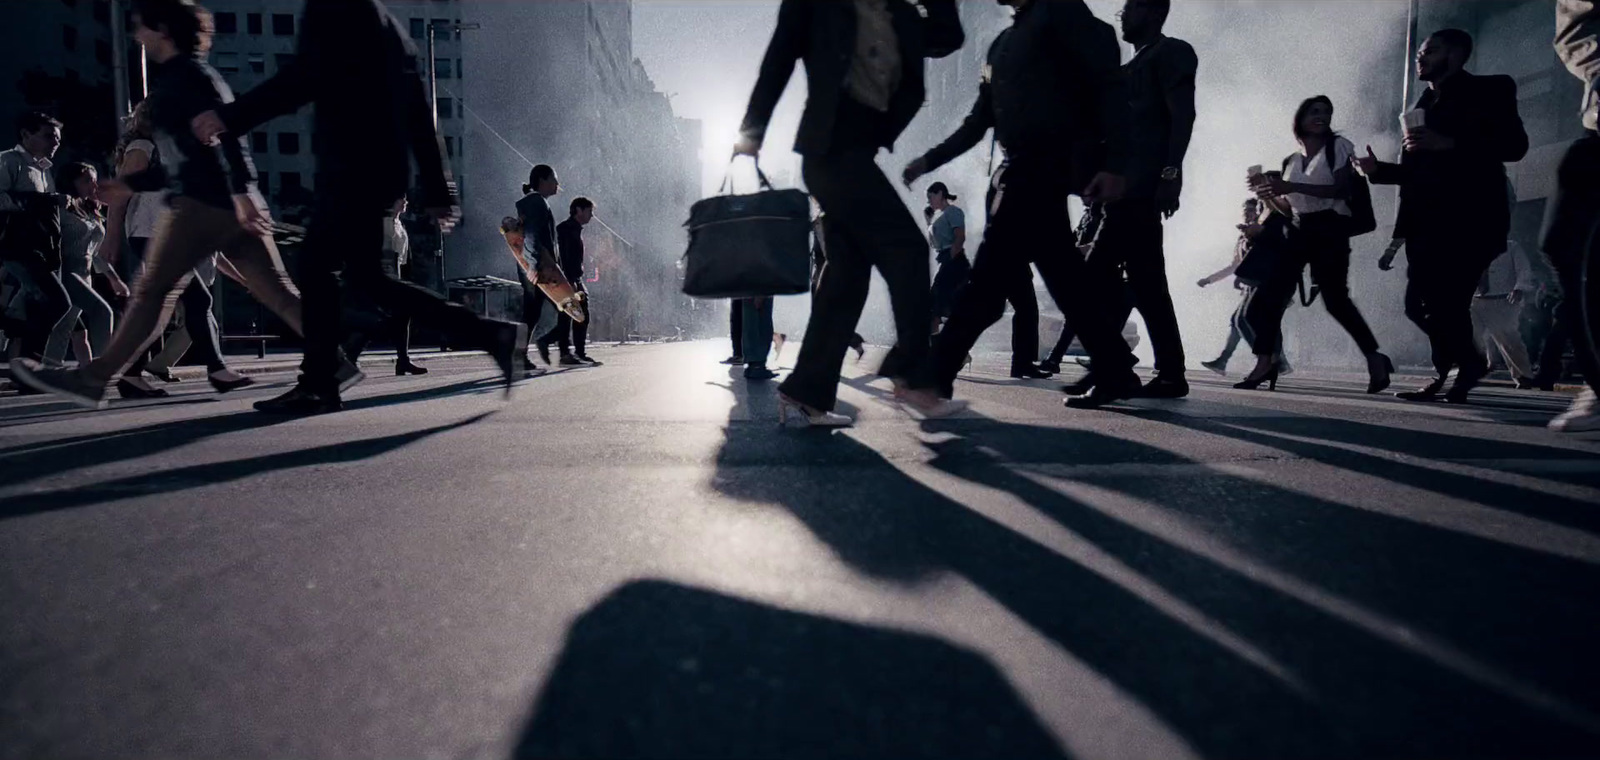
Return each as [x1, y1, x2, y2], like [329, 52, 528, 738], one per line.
[1281, 138, 1377, 238]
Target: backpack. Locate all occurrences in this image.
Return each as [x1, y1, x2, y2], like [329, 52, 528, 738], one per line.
[1281, 138, 1377, 238]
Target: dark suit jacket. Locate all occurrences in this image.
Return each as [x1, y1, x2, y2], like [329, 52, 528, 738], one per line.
[1368, 71, 1528, 257]
[216, 0, 453, 212]
[740, 0, 963, 157]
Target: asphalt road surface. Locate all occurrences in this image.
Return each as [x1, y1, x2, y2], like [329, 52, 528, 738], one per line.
[3, 340, 1598, 759]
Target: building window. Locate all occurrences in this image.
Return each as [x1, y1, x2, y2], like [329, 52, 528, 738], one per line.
[445, 136, 455, 157]
[247, 54, 265, 74]
[213, 52, 239, 74]
[61, 0, 76, 6]
[410, 18, 425, 40]
[457, 99, 464, 119]
[277, 133, 300, 155]
[93, 0, 109, 25]
[434, 58, 452, 79]
[280, 172, 302, 193]
[456, 58, 463, 78]
[272, 13, 294, 36]
[251, 132, 269, 154]
[275, 53, 295, 71]
[247, 13, 262, 35]
[95, 40, 111, 66]
[63, 25, 78, 51]
[213, 12, 236, 34]
[438, 97, 453, 119]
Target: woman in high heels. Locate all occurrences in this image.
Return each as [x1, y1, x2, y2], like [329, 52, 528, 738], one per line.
[1242, 95, 1393, 392]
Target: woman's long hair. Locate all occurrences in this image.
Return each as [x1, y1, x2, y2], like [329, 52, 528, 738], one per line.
[1291, 95, 1338, 148]
[113, 100, 154, 169]
[58, 162, 104, 222]
[522, 164, 554, 195]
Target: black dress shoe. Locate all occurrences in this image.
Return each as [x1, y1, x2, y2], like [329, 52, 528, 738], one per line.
[1011, 363, 1055, 380]
[253, 385, 341, 415]
[744, 366, 778, 381]
[1038, 358, 1063, 375]
[1396, 377, 1447, 402]
[1061, 373, 1097, 397]
[395, 361, 429, 376]
[208, 371, 257, 393]
[116, 377, 170, 399]
[1140, 374, 1190, 399]
[1445, 364, 1488, 404]
[1065, 374, 1142, 409]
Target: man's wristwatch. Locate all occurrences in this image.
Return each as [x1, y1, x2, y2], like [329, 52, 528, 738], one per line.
[1160, 166, 1181, 181]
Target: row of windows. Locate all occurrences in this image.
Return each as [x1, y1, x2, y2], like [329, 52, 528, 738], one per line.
[211, 12, 295, 37]
[408, 18, 466, 42]
[212, 52, 294, 76]
[60, 25, 114, 66]
[60, 0, 112, 26]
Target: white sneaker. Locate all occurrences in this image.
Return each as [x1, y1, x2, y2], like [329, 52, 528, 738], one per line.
[1549, 389, 1600, 433]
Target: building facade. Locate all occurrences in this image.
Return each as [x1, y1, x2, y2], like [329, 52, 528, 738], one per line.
[0, 0, 123, 166]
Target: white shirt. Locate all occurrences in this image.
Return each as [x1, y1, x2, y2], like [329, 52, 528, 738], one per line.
[0, 144, 55, 213]
[60, 205, 107, 277]
[121, 139, 165, 239]
[384, 215, 409, 267]
[1284, 136, 1355, 218]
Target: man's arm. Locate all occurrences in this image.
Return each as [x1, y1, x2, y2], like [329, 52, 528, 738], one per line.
[921, 83, 994, 172]
[215, 2, 333, 135]
[920, 0, 965, 59]
[1452, 76, 1529, 163]
[1160, 41, 1198, 171]
[738, 0, 808, 147]
[0, 154, 23, 213]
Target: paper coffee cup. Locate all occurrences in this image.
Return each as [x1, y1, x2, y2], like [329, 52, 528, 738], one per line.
[1247, 164, 1264, 178]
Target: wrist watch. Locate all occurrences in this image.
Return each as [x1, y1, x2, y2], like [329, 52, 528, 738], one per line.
[1160, 166, 1181, 181]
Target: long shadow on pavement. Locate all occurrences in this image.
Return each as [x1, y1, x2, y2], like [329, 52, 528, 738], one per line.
[918, 414, 1600, 757]
[0, 376, 506, 489]
[514, 580, 1067, 759]
[0, 412, 493, 521]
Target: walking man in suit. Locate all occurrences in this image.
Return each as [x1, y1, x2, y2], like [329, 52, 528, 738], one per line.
[1357, 28, 1529, 404]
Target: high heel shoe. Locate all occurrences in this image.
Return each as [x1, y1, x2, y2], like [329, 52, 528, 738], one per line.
[1233, 365, 1279, 391]
[777, 393, 853, 428]
[1365, 352, 1394, 395]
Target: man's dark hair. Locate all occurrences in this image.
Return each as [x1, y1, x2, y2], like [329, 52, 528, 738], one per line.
[133, 0, 214, 55]
[1429, 28, 1474, 63]
[1291, 95, 1336, 140]
[523, 164, 556, 195]
[570, 197, 594, 216]
[17, 111, 62, 138]
[1147, 0, 1171, 24]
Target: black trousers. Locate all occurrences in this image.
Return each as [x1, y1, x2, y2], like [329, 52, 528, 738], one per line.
[1538, 131, 1600, 395]
[1405, 242, 1496, 377]
[778, 150, 931, 411]
[1298, 212, 1380, 355]
[299, 203, 497, 393]
[920, 159, 1137, 398]
[538, 287, 588, 355]
[729, 300, 743, 358]
[1092, 198, 1185, 375]
[0, 255, 71, 360]
[1047, 277, 1134, 363]
[1005, 273, 1040, 370]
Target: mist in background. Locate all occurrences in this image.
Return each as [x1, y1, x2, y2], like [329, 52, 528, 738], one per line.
[631, 0, 1454, 368]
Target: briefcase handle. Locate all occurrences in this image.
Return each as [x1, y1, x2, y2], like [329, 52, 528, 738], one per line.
[718, 154, 776, 196]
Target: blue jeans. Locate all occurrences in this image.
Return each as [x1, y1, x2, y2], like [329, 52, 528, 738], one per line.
[740, 297, 774, 369]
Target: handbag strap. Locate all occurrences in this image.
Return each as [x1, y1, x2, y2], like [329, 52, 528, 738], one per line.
[719, 154, 775, 195]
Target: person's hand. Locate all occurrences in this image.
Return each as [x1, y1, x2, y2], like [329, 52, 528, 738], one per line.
[427, 205, 462, 233]
[109, 277, 130, 299]
[1351, 145, 1380, 177]
[902, 157, 929, 187]
[232, 191, 274, 237]
[1508, 289, 1525, 305]
[732, 135, 761, 158]
[1403, 127, 1454, 153]
[1156, 176, 1182, 219]
[192, 110, 226, 146]
[1081, 172, 1126, 205]
[1248, 172, 1290, 198]
[97, 178, 132, 205]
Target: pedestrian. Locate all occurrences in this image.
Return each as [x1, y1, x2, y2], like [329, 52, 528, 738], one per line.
[517, 164, 568, 368]
[741, 296, 777, 381]
[42, 163, 126, 367]
[141, 250, 242, 387]
[555, 196, 598, 364]
[190, 0, 528, 414]
[721, 302, 744, 366]
[0, 112, 72, 367]
[1198, 197, 1291, 377]
[12, 0, 299, 407]
[1471, 238, 1548, 385]
[1078, 0, 1197, 399]
[1247, 95, 1392, 393]
[926, 182, 969, 337]
[901, 0, 1141, 410]
[100, 100, 178, 396]
[1541, 0, 1600, 432]
[1355, 28, 1529, 404]
[342, 196, 427, 375]
[734, 0, 965, 427]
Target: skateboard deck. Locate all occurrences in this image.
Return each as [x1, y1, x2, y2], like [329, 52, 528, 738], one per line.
[500, 217, 585, 323]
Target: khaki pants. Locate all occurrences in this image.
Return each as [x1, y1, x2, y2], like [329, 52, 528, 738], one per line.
[87, 196, 303, 383]
[1471, 296, 1532, 379]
